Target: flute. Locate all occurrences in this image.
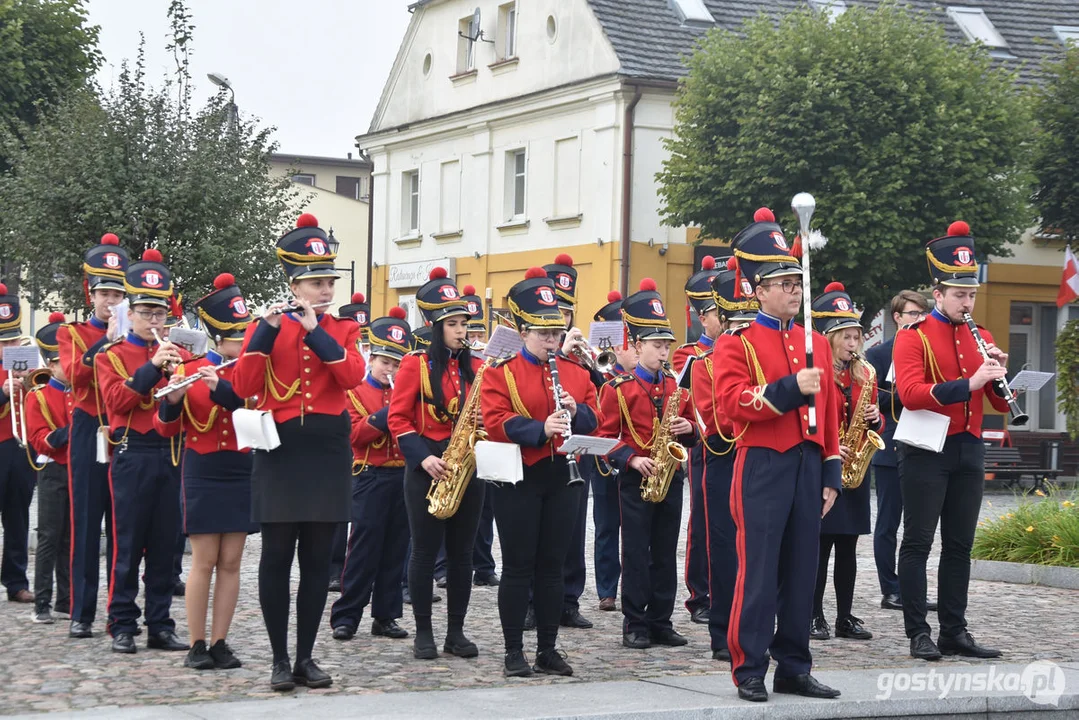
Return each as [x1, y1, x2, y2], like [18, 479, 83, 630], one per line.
[270, 301, 334, 316]
[153, 357, 239, 399]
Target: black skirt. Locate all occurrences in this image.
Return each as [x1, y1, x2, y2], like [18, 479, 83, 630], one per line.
[820, 473, 872, 536]
[182, 449, 257, 536]
[251, 411, 352, 524]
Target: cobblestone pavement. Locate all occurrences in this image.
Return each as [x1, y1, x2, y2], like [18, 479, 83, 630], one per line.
[2, 485, 1076, 715]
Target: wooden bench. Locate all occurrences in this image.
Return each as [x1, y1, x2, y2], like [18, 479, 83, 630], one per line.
[984, 446, 1064, 494]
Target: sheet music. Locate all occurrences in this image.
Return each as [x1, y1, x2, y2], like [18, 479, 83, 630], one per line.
[677, 356, 697, 389]
[588, 321, 624, 349]
[894, 409, 949, 453]
[558, 435, 620, 457]
[475, 440, 523, 483]
[483, 324, 523, 359]
[113, 299, 131, 339]
[886, 362, 895, 383]
[2, 346, 42, 372]
[1008, 370, 1054, 393]
[232, 409, 281, 451]
[166, 327, 207, 356]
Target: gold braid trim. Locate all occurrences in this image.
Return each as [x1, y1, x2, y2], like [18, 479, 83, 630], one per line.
[33, 389, 58, 431]
[64, 326, 91, 404]
[197, 307, 249, 333]
[265, 359, 301, 402]
[275, 247, 338, 265]
[501, 365, 533, 418]
[507, 297, 562, 328]
[926, 250, 978, 276]
[916, 330, 950, 383]
[617, 386, 659, 451]
[734, 250, 796, 264]
[702, 358, 736, 455]
[811, 309, 860, 320]
[83, 263, 126, 280]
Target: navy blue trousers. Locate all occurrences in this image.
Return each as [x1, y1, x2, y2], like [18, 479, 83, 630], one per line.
[329, 522, 347, 584]
[585, 457, 620, 601]
[703, 440, 738, 652]
[872, 464, 902, 597]
[728, 444, 822, 685]
[0, 438, 35, 596]
[68, 409, 113, 624]
[472, 488, 496, 578]
[107, 438, 181, 636]
[618, 469, 683, 636]
[330, 467, 409, 629]
[684, 445, 710, 613]
[562, 462, 588, 612]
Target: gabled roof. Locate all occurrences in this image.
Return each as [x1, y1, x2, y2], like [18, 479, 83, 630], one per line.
[586, 0, 1079, 83]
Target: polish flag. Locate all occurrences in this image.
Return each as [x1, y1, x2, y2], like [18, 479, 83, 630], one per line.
[1059, 245, 1079, 308]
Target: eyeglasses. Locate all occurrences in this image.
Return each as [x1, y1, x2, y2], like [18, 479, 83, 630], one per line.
[530, 328, 563, 339]
[134, 309, 168, 321]
[898, 310, 929, 319]
[762, 279, 804, 294]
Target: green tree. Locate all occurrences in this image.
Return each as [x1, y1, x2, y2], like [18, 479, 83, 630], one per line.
[0, 1, 301, 310]
[657, 5, 1034, 316]
[1031, 45, 1079, 243]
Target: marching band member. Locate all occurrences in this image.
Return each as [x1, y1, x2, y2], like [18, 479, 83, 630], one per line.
[587, 291, 635, 612]
[697, 259, 758, 662]
[809, 283, 882, 643]
[164, 291, 187, 599]
[232, 213, 365, 690]
[674, 255, 722, 626]
[543, 254, 592, 631]
[481, 268, 598, 677]
[714, 208, 841, 702]
[59, 233, 128, 637]
[155, 273, 256, 671]
[329, 291, 371, 592]
[894, 222, 1008, 661]
[330, 308, 413, 642]
[597, 278, 698, 651]
[461, 285, 499, 587]
[95, 249, 191, 655]
[387, 267, 484, 661]
[0, 283, 34, 605]
[26, 313, 73, 624]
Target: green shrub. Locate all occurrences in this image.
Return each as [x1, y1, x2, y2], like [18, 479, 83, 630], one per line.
[972, 492, 1079, 567]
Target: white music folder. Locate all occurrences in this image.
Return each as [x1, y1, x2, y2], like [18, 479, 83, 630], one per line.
[894, 408, 949, 454]
[558, 435, 620, 457]
[475, 440, 523, 484]
[232, 409, 281, 451]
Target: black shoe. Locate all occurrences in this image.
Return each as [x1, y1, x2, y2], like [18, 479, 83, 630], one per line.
[738, 676, 768, 702]
[148, 630, 190, 651]
[293, 658, 332, 688]
[31, 607, 53, 624]
[474, 573, 500, 586]
[184, 640, 214, 670]
[834, 615, 873, 640]
[414, 629, 438, 660]
[810, 614, 831, 640]
[332, 624, 355, 641]
[111, 632, 136, 654]
[650, 628, 688, 647]
[402, 587, 412, 604]
[773, 673, 841, 699]
[560, 609, 593, 629]
[523, 606, 536, 631]
[504, 649, 533, 677]
[208, 639, 241, 669]
[172, 581, 186, 597]
[435, 576, 448, 589]
[534, 648, 573, 676]
[881, 593, 902, 610]
[938, 631, 1002, 659]
[372, 619, 409, 639]
[927, 600, 938, 611]
[270, 660, 295, 691]
[69, 621, 93, 639]
[910, 632, 942, 660]
[690, 607, 710, 624]
[328, 577, 342, 593]
[444, 631, 479, 658]
[622, 631, 651, 649]
[712, 648, 731, 662]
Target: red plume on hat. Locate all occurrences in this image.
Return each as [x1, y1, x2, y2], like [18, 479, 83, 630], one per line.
[462, 285, 476, 296]
[429, 266, 448, 281]
[948, 221, 970, 237]
[607, 291, 622, 302]
[296, 213, 319, 228]
[639, 278, 657, 292]
[701, 255, 716, 271]
[352, 292, 366, 304]
[554, 253, 573, 266]
[142, 248, 163, 263]
[49, 311, 66, 324]
[388, 306, 407, 320]
[824, 281, 845, 293]
[726, 257, 737, 271]
[214, 273, 235, 290]
[524, 267, 547, 280]
[101, 233, 120, 245]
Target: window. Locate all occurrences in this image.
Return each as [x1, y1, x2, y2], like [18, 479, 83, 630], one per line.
[504, 149, 526, 221]
[439, 160, 461, 232]
[402, 171, 420, 235]
[553, 136, 580, 218]
[291, 173, 315, 186]
[497, 3, 518, 60]
[336, 176, 362, 200]
[809, 0, 847, 22]
[1054, 26, 1079, 46]
[457, 15, 477, 74]
[669, 0, 714, 26]
[947, 7, 1010, 50]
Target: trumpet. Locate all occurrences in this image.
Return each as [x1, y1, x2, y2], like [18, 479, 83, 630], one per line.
[153, 357, 239, 399]
[594, 338, 616, 375]
[270, 300, 334, 316]
[962, 313, 1029, 427]
[150, 328, 179, 376]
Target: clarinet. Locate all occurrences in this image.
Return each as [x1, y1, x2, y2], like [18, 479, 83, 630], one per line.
[548, 350, 585, 486]
[962, 313, 1029, 427]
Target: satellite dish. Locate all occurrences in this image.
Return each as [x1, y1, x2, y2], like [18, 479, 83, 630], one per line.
[471, 7, 481, 39]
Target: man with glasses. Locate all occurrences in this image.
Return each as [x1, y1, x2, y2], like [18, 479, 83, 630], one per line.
[866, 290, 934, 612]
[714, 208, 842, 703]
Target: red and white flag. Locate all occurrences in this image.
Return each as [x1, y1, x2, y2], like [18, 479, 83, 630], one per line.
[1059, 244, 1079, 308]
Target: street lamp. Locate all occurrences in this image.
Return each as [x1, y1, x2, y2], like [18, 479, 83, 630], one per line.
[328, 228, 357, 296]
[207, 72, 238, 127]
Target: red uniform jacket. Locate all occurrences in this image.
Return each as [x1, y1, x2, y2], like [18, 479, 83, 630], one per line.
[481, 349, 599, 467]
[388, 349, 485, 470]
[94, 332, 194, 436]
[154, 352, 248, 454]
[232, 313, 366, 425]
[596, 364, 699, 472]
[347, 375, 404, 470]
[672, 336, 714, 375]
[833, 362, 886, 440]
[713, 312, 842, 489]
[25, 377, 72, 464]
[893, 309, 1010, 438]
[690, 349, 736, 455]
[0, 368, 27, 445]
[57, 316, 111, 418]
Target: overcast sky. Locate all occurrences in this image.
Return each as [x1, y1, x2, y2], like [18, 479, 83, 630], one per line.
[85, 0, 413, 158]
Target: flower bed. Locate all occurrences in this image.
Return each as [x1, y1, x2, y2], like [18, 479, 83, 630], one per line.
[972, 492, 1079, 568]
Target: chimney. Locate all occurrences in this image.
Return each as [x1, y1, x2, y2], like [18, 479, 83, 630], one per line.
[347, 152, 352, 159]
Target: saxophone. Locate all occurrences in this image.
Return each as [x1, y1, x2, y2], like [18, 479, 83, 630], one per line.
[840, 352, 886, 490]
[640, 374, 689, 503]
[426, 360, 490, 519]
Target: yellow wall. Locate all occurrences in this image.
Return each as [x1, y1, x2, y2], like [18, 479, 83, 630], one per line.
[979, 262, 1061, 354]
